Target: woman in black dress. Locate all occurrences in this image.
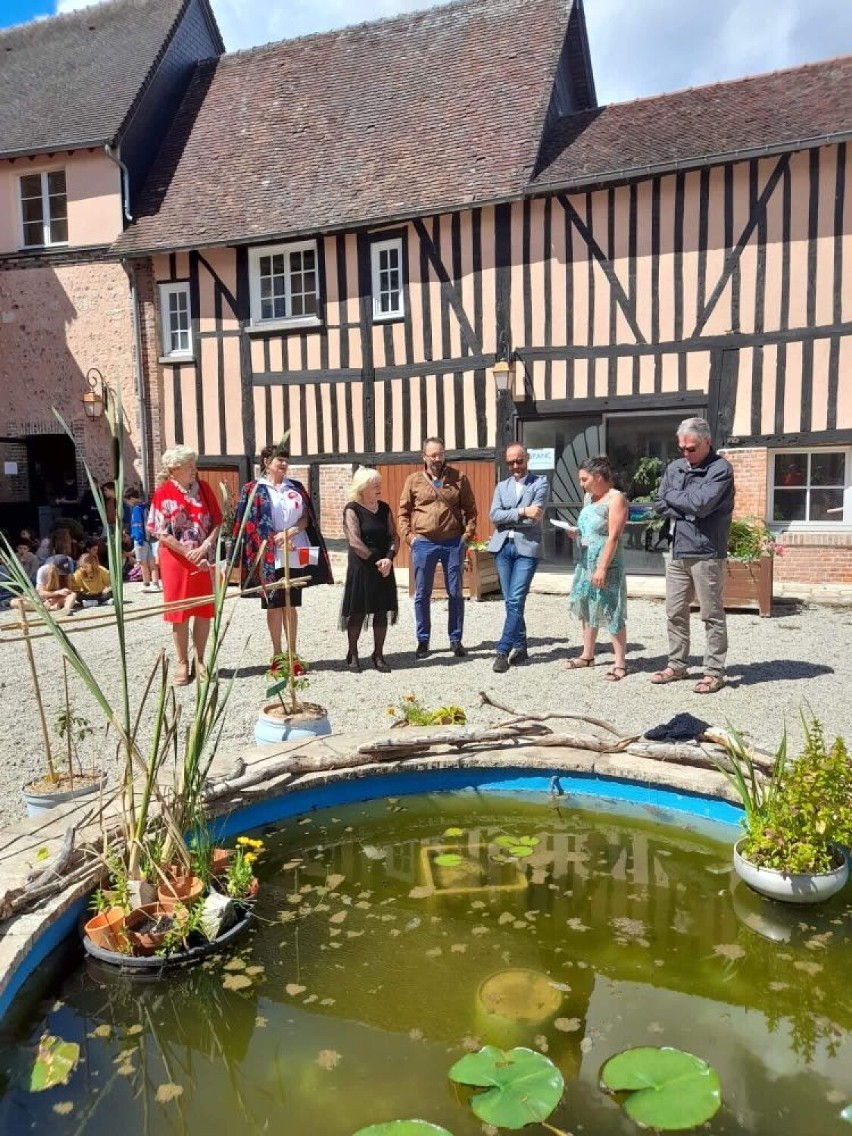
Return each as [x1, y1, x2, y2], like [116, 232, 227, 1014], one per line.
[340, 467, 399, 672]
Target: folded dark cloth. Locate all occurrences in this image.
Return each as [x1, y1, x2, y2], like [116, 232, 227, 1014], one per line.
[644, 713, 710, 742]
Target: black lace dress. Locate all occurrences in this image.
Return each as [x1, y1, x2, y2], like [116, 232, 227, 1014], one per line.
[338, 501, 399, 628]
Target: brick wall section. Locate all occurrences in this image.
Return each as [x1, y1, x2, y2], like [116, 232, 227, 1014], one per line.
[133, 259, 163, 486]
[0, 259, 139, 483]
[0, 442, 29, 503]
[775, 533, 852, 584]
[719, 447, 767, 519]
[319, 465, 352, 539]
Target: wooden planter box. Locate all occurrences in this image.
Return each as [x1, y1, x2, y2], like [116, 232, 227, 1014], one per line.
[407, 548, 502, 601]
[722, 555, 774, 617]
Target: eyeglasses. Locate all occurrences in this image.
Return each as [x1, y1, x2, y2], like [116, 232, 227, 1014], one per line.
[508, 458, 527, 464]
[678, 445, 699, 453]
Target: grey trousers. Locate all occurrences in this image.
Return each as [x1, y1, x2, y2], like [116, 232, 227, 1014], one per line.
[665, 557, 728, 677]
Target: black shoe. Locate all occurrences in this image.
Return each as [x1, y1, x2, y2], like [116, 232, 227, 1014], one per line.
[371, 654, 391, 673]
[509, 648, 529, 666]
[492, 653, 509, 673]
[346, 651, 362, 673]
[450, 642, 467, 658]
[415, 642, 429, 660]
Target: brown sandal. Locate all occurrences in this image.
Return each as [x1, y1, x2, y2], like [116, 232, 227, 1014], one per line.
[694, 674, 726, 694]
[564, 656, 595, 670]
[604, 666, 628, 682]
[650, 666, 689, 685]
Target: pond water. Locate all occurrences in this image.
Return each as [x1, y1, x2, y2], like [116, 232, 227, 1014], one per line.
[1, 791, 851, 1135]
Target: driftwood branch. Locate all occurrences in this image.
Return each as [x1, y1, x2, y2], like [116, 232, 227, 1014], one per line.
[478, 691, 634, 738]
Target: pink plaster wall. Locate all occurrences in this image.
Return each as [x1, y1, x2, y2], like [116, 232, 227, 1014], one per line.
[0, 149, 122, 253]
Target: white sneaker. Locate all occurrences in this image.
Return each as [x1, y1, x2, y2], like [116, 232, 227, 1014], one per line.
[154, 581, 163, 591]
[142, 582, 154, 592]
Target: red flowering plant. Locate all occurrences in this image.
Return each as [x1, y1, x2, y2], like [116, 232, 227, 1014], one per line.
[265, 652, 309, 713]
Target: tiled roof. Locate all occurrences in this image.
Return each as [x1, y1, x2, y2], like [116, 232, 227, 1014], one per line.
[113, 0, 574, 255]
[0, 0, 192, 157]
[532, 55, 852, 190]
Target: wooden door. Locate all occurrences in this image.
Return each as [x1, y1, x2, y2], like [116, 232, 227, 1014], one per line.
[197, 467, 242, 521]
[377, 460, 496, 570]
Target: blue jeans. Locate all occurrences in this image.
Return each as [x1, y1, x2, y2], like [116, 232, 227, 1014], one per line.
[411, 537, 465, 645]
[494, 542, 538, 655]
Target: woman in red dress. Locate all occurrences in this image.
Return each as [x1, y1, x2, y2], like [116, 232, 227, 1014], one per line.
[148, 446, 222, 685]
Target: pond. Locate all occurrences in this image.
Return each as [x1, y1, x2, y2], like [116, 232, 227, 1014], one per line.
[1, 790, 850, 1134]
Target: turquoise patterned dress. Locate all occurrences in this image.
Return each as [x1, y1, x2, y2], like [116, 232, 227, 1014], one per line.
[569, 492, 627, 634]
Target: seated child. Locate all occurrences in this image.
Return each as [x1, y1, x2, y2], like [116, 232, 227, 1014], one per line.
[35, 555, 77, 614]
[70, 551, 112, 606]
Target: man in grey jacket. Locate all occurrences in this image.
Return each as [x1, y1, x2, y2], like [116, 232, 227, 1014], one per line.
[487, 443, 549, 672]
[651, 417, 734, 693]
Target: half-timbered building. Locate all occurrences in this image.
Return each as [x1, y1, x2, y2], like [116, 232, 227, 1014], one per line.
[113, 0, 852, 584]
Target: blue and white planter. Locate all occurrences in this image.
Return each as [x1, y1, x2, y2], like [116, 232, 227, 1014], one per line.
[22, 771, 108, 818]
[254, 702, 332, 745]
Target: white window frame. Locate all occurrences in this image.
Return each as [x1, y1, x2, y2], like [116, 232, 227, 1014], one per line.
[18, 167, 68, 249]
[371, 236, 405, 320]
[248, 240, 321, 331]
[768, 446, 852, 529]
[158, 282, 194, 360]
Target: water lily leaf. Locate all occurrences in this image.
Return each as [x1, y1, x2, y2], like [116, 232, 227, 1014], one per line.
[515, 836, 540, 847]
[443, 827, 464, 837]
[223, 973, 252, 991]
[155, 1083, 184, 1103]
[352, 1123, 454, 1136]
[286, 984, 307, 996]
[30, 1035, 80, 1092]
[507, 846, 534, 859]
[493, 835, 519, 849]
[600, 1047, 721, 1130]
[433, 853, 463, 867]
[327, 874, 346, 890]
[448, 1045, 564, 1129]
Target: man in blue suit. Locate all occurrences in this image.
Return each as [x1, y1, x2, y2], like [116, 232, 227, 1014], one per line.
[487, 443, 549, 672]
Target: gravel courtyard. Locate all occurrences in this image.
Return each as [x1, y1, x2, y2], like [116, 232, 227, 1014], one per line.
[1, 581, 850, 834]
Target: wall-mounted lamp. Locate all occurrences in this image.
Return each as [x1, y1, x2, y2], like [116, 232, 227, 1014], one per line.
[492, 358, 515, 394]
[82, 368, 106, 420]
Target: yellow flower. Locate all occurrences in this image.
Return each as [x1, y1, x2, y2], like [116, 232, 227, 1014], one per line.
[236, 836, 251, 846]
[245, 852, 257, 864]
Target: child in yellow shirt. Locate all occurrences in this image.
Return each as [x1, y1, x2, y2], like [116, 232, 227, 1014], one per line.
[70, 552, 112, 606]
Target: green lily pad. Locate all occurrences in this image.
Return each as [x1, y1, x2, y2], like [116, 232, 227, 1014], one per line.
[600, 1047, 721, 1130]
[443, 828, 464, 837]
[448, 1045, 564, 1129]
[30, 1034, 80, 1092]
[433, 853, 463, 867]
[353, 1123, 454, 1135]
[506, 846, 534, 858]
[514, 836, 540, 847]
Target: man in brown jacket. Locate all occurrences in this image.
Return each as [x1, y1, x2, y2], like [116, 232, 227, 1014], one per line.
[399, 437, 478, 659]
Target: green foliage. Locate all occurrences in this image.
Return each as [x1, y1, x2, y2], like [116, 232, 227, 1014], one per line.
[265, 652, 309, 712]
[630, 455, 664, 498]
[448, 1045, 564, 1129]
[29, 1034, 80, 1092]
[728, 516, 777, 561]
[600, 1047, 721, 1130]
[719, 717, 852, 873]
[352, 1124, 454, 1136]
[433, 853, 463, 867]
[226, 837, 264, 899]
[388, 693, 467, 727]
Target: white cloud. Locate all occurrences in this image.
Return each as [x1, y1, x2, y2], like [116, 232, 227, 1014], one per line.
[54, 0, 852, 103]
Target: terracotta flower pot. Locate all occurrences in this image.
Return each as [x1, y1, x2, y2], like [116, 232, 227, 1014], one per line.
[210, 847, 232, 878]
[157, 873, 205, 913]
[125, 903, 182, 956]
[84, 906, 127, 951]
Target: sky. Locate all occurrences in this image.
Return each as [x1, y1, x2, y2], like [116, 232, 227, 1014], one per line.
[2, 0, 852, 104]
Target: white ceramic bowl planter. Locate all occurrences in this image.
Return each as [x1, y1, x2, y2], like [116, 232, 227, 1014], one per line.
[733, 838, 849, 905]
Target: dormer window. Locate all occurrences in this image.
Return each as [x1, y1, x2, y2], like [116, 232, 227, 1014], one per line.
[19, 169, 68, 248]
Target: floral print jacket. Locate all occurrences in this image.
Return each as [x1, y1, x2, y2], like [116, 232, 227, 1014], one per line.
[233, 478, 333, 591]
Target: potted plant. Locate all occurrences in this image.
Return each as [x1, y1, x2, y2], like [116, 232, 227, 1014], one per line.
[20, 657, 107, 817]
[724, 516, 778, 617]
[718, 717, 852, 904]
[255, 650, 331, 742]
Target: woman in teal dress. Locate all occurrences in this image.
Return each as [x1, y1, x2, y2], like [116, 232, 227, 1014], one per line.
[564, 455, 629, 680]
